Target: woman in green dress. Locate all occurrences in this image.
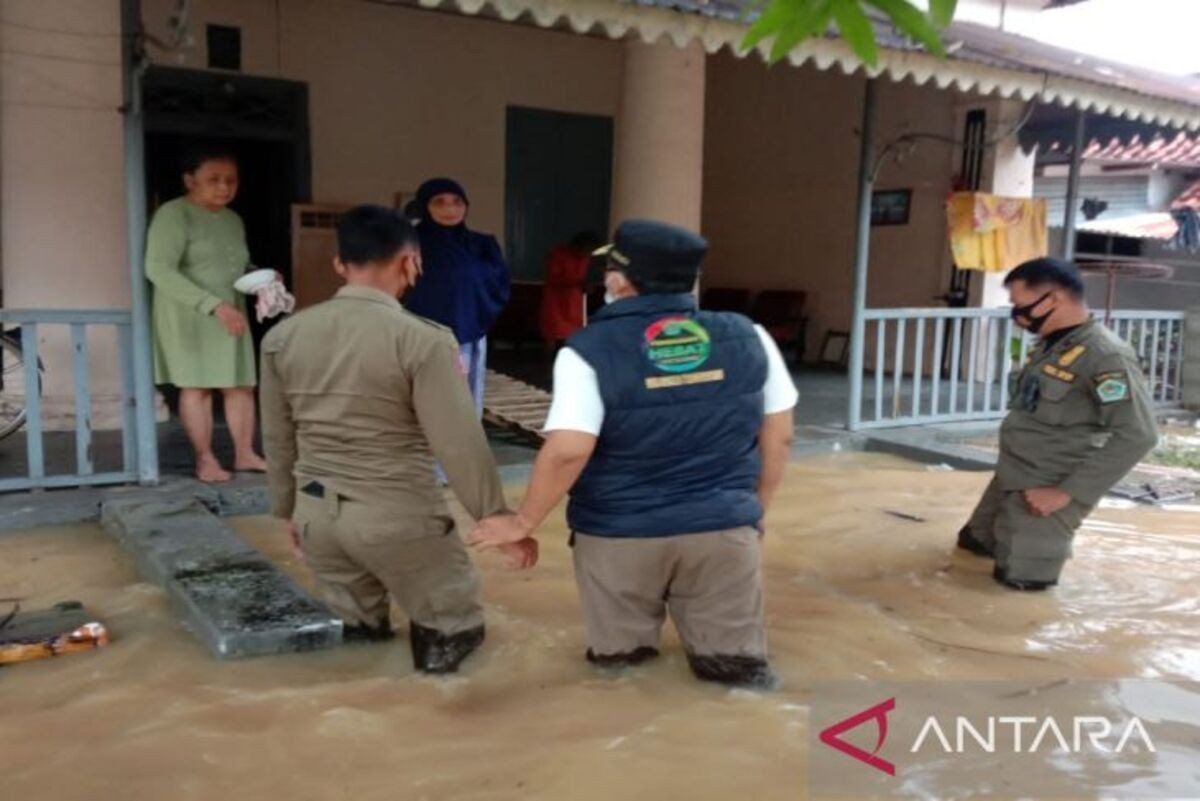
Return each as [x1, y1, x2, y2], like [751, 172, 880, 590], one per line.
[145, 146, 267, 483]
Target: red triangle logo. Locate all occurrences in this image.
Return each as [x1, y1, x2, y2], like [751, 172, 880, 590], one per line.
[818, 697, 897, 776]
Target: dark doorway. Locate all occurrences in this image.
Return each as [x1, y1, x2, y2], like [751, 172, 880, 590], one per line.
[140, 66, 310, 413]
[505, 107, 613, 282]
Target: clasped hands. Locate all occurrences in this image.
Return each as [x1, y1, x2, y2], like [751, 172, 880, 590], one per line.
[468, 512, 539, 570]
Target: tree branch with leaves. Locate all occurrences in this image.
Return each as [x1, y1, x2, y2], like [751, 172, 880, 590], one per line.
[741, 0, 959, 65]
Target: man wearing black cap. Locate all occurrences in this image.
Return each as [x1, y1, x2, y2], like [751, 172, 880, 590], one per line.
[956, 257, 1158, 590]
[468, 219, 798, 689]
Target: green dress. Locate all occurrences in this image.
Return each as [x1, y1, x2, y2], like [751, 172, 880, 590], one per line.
[145, 197, 257, 388]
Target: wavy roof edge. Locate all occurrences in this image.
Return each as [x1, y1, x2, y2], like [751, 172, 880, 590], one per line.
[413, 0, 1200, 131]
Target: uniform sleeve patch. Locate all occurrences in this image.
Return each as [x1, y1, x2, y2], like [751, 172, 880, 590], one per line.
[1094, 371, 1130, 403]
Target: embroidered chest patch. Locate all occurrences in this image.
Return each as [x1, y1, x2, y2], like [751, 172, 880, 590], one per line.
[1041, 363, 1076, 382]
[1058, 344, 1087, 367]
[1094, 372, 1130, 403]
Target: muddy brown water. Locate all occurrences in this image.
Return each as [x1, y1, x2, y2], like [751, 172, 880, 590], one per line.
[1, 454, 1198, 800]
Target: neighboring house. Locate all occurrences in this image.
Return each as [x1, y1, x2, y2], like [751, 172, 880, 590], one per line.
[1034, 133, 1200, 310]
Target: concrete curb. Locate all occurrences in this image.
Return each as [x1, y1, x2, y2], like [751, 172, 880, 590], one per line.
[101, 494, 341, 658]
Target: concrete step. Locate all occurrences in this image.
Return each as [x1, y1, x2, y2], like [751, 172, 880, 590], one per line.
[101, 496, 341, 659]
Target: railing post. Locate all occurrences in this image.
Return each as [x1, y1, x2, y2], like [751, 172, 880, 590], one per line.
[930, 318, 944, 416]
[118, 323, 138, 472]
[982, 317, 997, 413]
[20, 325, 44, 482]
[892, 319, 906, 420]
[874, 318, 885, 424]
[846, 79, 877, 431]
[122, 0, 160, 485]
[911, 318, 925, 418]
[949, 317, 963, 414]
[71, 325, 93, 477]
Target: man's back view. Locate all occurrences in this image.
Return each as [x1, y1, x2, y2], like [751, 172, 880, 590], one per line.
[261, 205, 528, 673]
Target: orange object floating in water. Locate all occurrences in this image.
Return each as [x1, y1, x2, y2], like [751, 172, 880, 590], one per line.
[0, 601, 110, 666]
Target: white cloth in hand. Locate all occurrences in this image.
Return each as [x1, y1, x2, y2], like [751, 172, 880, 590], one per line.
[255, 279, 296, 322]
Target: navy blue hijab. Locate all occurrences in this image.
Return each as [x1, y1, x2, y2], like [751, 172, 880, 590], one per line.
[402, 178, 511, 344]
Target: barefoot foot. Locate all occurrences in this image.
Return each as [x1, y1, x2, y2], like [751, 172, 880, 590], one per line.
[197, 454, 232, 483]
[234, 452, 268, 473]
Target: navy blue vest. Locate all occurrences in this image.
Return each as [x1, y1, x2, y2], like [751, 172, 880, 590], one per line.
[566, 293, 768, 537]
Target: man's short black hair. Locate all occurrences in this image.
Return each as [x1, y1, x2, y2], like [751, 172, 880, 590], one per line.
[181, 142, 238, 175]
[1003, 257, 1085, 298]
[336, 205, 418, 266]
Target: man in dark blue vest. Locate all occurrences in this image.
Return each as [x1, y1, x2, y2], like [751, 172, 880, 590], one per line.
[469, 219, 798, 689]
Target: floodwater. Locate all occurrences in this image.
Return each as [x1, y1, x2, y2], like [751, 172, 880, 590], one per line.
[1, 453, 1198, 800]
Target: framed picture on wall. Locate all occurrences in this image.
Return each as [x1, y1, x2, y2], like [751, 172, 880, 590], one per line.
[871, 189, 912, 226]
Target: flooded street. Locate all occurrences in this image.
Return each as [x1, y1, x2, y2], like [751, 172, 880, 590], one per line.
[2, 453, 1199, 800]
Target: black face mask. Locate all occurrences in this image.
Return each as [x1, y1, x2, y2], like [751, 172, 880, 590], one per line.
[1011, 291, 1054, 334]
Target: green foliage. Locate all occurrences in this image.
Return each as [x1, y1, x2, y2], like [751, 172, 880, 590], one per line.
[741, 0, 959, 66]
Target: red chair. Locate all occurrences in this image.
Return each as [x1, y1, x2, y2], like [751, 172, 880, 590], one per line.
[748, 290, 808, 363]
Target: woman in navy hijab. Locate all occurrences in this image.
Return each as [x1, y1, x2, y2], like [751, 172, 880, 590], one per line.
[403, 178, 510, 416]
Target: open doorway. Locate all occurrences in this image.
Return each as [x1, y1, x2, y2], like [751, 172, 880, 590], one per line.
[496, 106, 613, 368]
[140, 66, 310, 414]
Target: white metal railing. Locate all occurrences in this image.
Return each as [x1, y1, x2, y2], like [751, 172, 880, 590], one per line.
[850, 308, 1187, 430]
[0, 309, 148, 491]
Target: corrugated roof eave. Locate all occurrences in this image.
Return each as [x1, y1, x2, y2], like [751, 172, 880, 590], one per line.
[413, 0, 1200, 131]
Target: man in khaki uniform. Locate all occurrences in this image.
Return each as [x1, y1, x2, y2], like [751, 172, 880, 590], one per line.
[261, 205, 534, 673]
[957, 258, 1158, 590]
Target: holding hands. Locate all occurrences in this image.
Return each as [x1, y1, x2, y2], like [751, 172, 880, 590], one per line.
[469, 513, 538, 570]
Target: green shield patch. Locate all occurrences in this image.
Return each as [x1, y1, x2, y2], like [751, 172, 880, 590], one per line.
[1094, 374, 1129, 404]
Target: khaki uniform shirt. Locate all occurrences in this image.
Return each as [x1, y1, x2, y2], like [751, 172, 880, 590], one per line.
[996, 318, 1159, 507]
[260, 285, 507, 522]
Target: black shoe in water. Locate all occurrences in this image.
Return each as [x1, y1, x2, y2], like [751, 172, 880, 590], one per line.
[992, 565, 1057, 592]
[410, 622, 486, 674]
[586, 646, 660, 668]
[957, 526, 995, 557]
[343, 619, 395, 643]
[687, 653, 779, 691]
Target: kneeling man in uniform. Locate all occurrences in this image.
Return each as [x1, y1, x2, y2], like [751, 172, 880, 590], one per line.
[469, 219, 797, 688]
[261, 205, 533, 674]
[957, 258, 1158, 590]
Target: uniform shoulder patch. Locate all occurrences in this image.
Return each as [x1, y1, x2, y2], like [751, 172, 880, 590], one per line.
[1093, 371, 1130, 404]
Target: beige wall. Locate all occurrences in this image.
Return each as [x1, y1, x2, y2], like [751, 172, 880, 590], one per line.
[1, 0, 130, 411]
[142, 0, 625, 240]
[702, 53, 957, 358]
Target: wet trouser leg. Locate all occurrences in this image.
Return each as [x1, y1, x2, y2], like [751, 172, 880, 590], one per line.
[572, 533, 670, 665]
[573, 529, 772, 688]
[960, 477, 1003, 556]
[667, 528, 774, 689]
[294, 493, 393, 631]
[993, 490, 1092, 585]
[294, 493, 485, 673]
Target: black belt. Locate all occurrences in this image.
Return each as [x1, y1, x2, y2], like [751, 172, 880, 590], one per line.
[300, 480, 325, 499]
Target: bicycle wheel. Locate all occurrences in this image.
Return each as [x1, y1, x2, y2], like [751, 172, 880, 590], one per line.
[0, 335, 31, 440]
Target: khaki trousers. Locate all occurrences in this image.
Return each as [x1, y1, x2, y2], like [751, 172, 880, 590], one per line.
[965, 477, 1093, 583]
[293, 492, 483, 635]
[572, 527, 767, 659]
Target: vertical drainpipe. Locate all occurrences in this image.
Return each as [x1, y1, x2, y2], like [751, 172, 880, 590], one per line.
[846, 78, 878, 432]
[121, 0, 160, 485]
[1061, 108, 1087, 262]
